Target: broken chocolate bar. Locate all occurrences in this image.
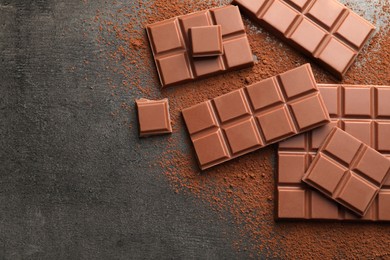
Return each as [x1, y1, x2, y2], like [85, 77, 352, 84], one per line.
[232, 0, 375, 79]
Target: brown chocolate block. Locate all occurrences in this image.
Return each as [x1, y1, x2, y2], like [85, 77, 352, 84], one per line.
[232, 0, 375, 79]
[190, 25, 223, 57]
[136, 98, 172, 137]
[182, 64, 330, 170]
[146, 5, 254, 88]
[302, 127, 390, 216]
[277, 84, 390, 221]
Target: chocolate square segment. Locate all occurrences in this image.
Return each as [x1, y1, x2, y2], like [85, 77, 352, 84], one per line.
[223, 37, 253, 69]
[290, 18, 327, 54]
[190, 25, 223, 57]
[378, 192, 390, 220]
[307, 0, 345, 29]
[257, 107, 295, 142]
[303, 127, 390, 216]
[305, 154, 347, 195]
[146, 5, 253, 88]
[182, 64, 330, 170]
[213, 89, 250, 123]
[343, 121, 371, 146]
[210, 6, 245, 36]
[182, 101, 217, 135]
[278, 188, 306, 218]
[318, 38, 356, 76]
[279, 64, 317, 98]
[311, 191, 339, 219]
[354, 148, 390, 184]
[336, 173, 377, 215]
[193, 130, 229, 166]
[136, 99, 172, 137]
[377, 88, 390, 117]
[343, 87, 371, 117]
[278, 154, 307, 184]
[318, 86, 339, 116]
[290, 94, 329, 131]
[246, 78, 283, 111]
[156, 53, 193, 86]
[335, 12, 375, 49]
[224, 119, 262, 154]
[376, 122, 390, 152]
[147, 19, 184, 54]
[262, 0, 298, 34]
[323, 127, 361, 164]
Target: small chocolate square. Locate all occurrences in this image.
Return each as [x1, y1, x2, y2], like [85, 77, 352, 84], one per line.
[136, 99, 172, 137]
[190, 25, 223, 57]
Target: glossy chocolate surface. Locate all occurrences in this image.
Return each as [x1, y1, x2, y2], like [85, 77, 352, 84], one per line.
[182, 64, 330, 170]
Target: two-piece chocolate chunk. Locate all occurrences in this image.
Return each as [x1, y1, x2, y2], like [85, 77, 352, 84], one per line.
[232, 0, 375, 79]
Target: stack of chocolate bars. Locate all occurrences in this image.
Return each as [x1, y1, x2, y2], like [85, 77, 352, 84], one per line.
[138, 0, 390, 221]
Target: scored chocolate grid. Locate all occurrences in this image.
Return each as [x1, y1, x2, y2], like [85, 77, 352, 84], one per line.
[233, 0, 375, 78]
[244, 0, 364, 52]
[277, 85, 390, 221]
[208, 78, 310, 155]
[147, 6, 252, 86]
[189, 72, 325, 170]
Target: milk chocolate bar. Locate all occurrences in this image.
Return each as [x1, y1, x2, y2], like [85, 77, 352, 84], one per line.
[146, 5, 254, 88]
[232, 0, 375, 79]
[277, 84, 390, 221]
[182, 64, 330, 170]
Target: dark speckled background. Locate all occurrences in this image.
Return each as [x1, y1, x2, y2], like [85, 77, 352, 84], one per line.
[0, 0, 388, 259]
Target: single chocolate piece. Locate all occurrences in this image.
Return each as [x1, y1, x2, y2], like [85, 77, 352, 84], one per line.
[232, 0, 375, 79]
[146, 5, 254, 88]
[190, 25, 223, 57]
[277, 84, 390, 221]
[182, 64, 330, 170]
[302, 127, 390, 216]
[136, 98, 172, 137]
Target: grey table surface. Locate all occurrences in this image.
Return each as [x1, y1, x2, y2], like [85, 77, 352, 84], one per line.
[1, 0, 389, 259]
[0, 0, 253, 259]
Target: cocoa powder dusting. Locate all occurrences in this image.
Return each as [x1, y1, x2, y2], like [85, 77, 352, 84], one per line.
[89, 0, 390, 258]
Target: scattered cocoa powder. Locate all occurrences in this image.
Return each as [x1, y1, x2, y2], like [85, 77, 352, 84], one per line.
[89, 0, 390, 258]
